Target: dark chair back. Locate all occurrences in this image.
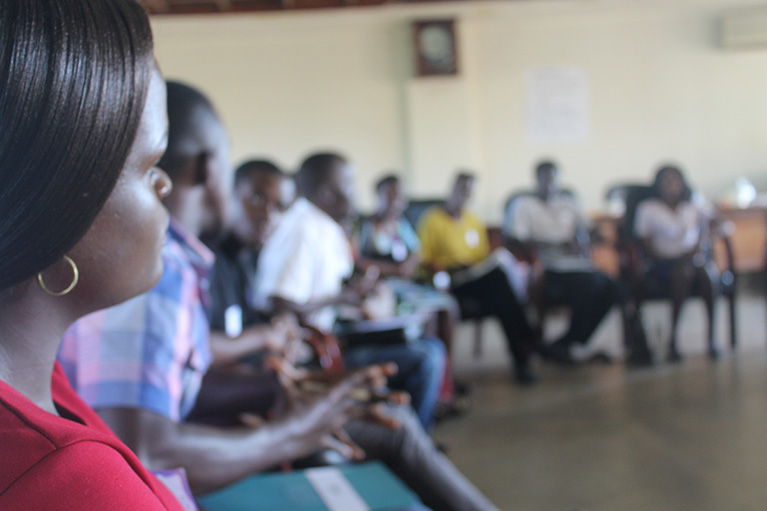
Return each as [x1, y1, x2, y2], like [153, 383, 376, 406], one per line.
[605, 183, 655, 243]
[405, 198, 444, 230]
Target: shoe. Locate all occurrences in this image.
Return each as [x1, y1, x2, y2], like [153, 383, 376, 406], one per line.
[624, 309, 653, 368]
[586, 351, 614, 365]
[453, 380, 473, 397]
[539, 339, 576, 366]
[432, 401, 451, 422]
[625, 338, 654, 368]
[626, 349, 654, 368]
[707, 344, 722, 360]
[514, 365, 538, 386]
[667, 347, 683, 364]
[433, 395, 472, 424]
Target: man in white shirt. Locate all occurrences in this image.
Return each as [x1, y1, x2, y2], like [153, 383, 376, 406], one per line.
[504, 160, 620, 364]
[255, 190, 355, 332]
[254, 152, 446, 430]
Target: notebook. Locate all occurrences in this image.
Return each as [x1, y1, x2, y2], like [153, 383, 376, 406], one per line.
[196, 461, 422, 511]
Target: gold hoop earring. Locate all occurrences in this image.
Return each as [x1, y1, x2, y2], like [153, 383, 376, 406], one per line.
[37, 255, 79, 297]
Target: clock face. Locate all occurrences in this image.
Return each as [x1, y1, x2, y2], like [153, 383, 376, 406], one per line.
[419, 25, 454, 67]
[414, 20, 458, 76]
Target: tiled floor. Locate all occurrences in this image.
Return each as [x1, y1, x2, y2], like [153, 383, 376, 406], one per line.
[433, 288, 767, 511]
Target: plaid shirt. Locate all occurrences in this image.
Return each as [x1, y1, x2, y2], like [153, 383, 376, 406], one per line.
[58, 220, 214, 422]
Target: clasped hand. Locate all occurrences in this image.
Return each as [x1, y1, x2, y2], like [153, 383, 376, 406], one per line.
[266, 358, 409, 461]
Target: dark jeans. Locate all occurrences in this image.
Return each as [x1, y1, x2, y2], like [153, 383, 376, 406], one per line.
[344, 338, 446, 431]
[451, 267, 535, 369]
[544, 270, 620, 345]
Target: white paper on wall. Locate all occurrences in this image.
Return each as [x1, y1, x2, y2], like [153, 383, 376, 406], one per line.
[526, 67, 590, 144]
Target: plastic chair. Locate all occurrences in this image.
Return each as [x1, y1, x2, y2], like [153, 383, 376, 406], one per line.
[607, 183, 737, 350]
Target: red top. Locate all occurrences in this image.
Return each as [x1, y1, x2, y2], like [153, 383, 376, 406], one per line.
[0, 362, 184, 510]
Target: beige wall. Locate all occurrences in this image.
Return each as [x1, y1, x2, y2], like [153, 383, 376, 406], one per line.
[151, 0, 767, 221]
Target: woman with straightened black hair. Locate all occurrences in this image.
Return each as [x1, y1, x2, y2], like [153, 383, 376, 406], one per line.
[634, 165, 722, 362]
[0, 1, 186, 508]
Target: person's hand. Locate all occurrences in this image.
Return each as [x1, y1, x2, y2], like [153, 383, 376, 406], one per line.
[339, 266, 381, 306]
[265, 314, 303, 354]
[352, 266, 381, 297]
[270, 359, 409, 415]
[232, 315, 301, 358]
[338, 286, 365, 307]
[266, 359, 408, 460]
[269, 314, 319, 366]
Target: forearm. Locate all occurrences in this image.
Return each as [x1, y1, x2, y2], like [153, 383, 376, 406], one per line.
[98, 407, 321, 495]
[270, 295, 341, 318]
[208, 328, 272, 365]
[399, 254, 421, 278]
[154, 419, 318, 494]
[357, 257, 402, 279]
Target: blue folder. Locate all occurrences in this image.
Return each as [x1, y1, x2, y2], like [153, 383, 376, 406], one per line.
[196, 461, 422, 511]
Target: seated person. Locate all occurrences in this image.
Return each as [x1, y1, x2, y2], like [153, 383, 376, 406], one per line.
[358, 174, 422, 278]
[0, 3, 186, 508]
[417, 172, 537, 384]
[358, 174, 464, 414]
[202, 155, 500, 511]
[61, 83, 499, 511]
[254, 153, 446, 431]
[358, 175, 459, 323]
[634, 165, 722, 362]
[504, 160, 620, 364]
[206, 159, 300, 366]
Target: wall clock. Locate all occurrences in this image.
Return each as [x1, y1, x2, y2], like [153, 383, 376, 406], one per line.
[413, 19, 459, 77]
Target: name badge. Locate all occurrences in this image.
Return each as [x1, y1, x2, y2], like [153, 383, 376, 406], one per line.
[391, 240, 408, 262]
[465, 229, 480, 248]
[225, 305, 243, 339]
[433, 271, 451, 291]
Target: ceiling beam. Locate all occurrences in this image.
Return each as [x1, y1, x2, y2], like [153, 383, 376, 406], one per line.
[141, 0, 171, 13]
[145, 0, 470, 15]
[213, 0, 233, 11]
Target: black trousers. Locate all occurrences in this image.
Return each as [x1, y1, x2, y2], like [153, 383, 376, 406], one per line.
[544, 269, 620, 345]
[452, 267, 535, 368]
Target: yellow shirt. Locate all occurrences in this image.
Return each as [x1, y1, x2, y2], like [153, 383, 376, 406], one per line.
[417, 207, 489, 271]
